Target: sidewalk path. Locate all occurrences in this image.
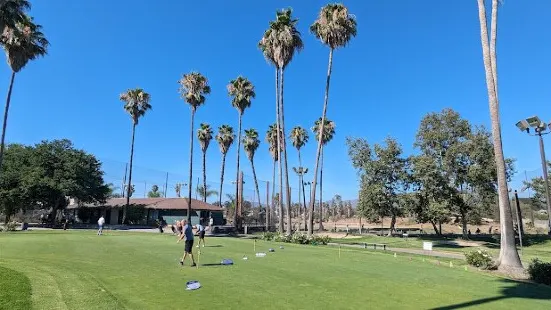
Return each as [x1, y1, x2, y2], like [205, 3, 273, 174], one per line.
[327, 242, 464, 260]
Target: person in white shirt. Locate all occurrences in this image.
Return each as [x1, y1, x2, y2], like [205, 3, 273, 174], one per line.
[195, 223, 206, 247]
[97, 216, 105, 235]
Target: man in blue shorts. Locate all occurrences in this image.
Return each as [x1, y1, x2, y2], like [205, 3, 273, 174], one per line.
[195, 222, 206, 248]
[177, 220, 196, 267]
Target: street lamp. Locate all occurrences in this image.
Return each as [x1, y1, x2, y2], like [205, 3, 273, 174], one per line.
[516, 115, 551, 235]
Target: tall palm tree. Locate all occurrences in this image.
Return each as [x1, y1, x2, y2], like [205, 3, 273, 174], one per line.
[178, 72, 211, 222]
[216, 125, 235, 209]
[260, 8, 304, 235]
[227, 76, 255, 230]
[243, 128, 262, 216]
[476, 0, 522, 270]
[197, 123, 213, 202]
[175, 183, 183, 198]
[311, 117, 335, 232]
[0, 14, 48, 176]
[308, 4, 356, 236]
[120, 88, 151, 224]
[290, 126, 309, 230]
[266, 123, 282, 232]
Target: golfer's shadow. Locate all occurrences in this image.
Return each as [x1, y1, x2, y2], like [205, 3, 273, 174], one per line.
[200, 263, 224, 267]
[206, 245, 223, 248]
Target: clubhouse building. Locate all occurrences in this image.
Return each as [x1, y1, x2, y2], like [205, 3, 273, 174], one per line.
[66, 197, 224, 226]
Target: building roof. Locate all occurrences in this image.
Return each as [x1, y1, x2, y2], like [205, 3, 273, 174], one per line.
[68, 198, 223, 212]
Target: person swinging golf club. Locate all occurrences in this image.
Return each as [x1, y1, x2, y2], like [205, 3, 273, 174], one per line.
[177, 219, 196, 267]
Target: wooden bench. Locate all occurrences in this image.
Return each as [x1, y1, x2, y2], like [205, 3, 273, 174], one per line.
[363, 243, 387, 251]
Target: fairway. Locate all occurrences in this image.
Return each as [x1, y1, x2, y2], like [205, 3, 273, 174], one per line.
[1, 231, 550, 310]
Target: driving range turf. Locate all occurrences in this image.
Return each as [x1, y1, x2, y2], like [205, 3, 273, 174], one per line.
[1, 231, 550, 309]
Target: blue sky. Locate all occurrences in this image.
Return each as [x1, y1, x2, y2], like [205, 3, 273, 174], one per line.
[2, 0, 551, 201]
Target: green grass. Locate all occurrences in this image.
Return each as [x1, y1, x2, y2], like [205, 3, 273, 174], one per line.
[330, 234, 551, 263]
[1, 231, 550, 309]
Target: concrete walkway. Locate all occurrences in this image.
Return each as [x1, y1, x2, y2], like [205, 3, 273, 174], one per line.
[327, 242, 465, 260]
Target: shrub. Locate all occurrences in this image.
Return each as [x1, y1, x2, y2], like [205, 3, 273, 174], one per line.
[310, 235, 331, 245]
[262, 232, 276, 241]
[291, 233, 309, 244]
[465, 249, 496, 270]
[4, 221, 17, 232]
[528, 259, 551, 286]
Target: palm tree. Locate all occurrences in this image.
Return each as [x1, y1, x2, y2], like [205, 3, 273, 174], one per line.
[308, 4, 356, 236]
[290, 126, 309, 230]
[197, 123, 213, 202]
[311, 117, 335, 232]
[0, 0, 30, 32]
[477, 0, 522, 270]
[243, 128, 262, 217]
[119, 88, 151, 224]
[0, 14, 48, 176]
[259, 8, 304, 235]
[178, 72, 211, 222]
[227, 76, 255, 230]
[196, 184, 218, 202]
[266, 123, 282, 232]
[216, 125, 235, 209]
[175, 183, 183, 198]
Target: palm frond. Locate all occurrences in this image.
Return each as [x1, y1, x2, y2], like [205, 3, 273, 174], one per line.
[178, 72, 211, 111]
[290, 126, 309, 150]
[312, 117, 336, 145]
[2, 14, 49, 73]
[197, 123, 213, 152]
[216, 124, 236, 155]
[120, 88, 152, 124]
[227, 76, 255, 114]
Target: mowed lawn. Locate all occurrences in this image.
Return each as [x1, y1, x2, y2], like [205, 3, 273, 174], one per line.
[1, 231, 550, 310]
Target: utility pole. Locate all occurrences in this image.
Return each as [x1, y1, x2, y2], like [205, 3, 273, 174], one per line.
[122, 163, 128, 197]
[514, 190, 524, 252]
[537, 130, 551, 235]
[164, 172, 169, 198]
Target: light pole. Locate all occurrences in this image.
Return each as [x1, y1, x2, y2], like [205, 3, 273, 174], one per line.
[516, 116, 551, 235]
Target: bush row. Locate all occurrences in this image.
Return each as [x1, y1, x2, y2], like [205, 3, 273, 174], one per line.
[261, 232, 331, 245]
[528, 259, 551, 286]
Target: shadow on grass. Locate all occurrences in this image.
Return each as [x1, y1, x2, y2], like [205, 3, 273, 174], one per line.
[0, 266, 32, 310]
[199, 263, 234, 267]
[206, 245, 223, 248]
[430, 278, 551, 310]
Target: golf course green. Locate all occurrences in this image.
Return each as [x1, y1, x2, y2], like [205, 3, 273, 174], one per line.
[1, 230, 550, 309]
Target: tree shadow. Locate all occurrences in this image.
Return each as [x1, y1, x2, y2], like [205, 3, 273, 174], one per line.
[430, 278, 551, 310]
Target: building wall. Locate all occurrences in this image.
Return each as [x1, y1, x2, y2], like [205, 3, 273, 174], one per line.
[110, 208, 119, 225]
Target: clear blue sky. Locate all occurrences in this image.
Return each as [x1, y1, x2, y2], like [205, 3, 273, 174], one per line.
[3, 0, 551, 200]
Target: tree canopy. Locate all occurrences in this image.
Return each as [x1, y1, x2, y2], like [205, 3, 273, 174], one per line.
[0, 139, 109, 222]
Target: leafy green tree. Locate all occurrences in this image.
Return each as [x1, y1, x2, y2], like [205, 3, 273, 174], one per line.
[311, 117, 335, 231]
[147, 185, 161, 198]
[106, 183, 122, 198]
[308, 4, 356, 236]
[243, 128, 262, 218]
[1, 140, 109, 223]
[348, 137, 410, 234]
[259, 8, 303, 235]
[120, 88, 151, 224]
[197, 123, 213, 202]
[227, 76, 255, 229]
[477, 0, 522, 270]
[178, 72, 210, 222]
[0, 14, 48, 176]
[215, 125, 235, 208]
[0, 143, 31, 223]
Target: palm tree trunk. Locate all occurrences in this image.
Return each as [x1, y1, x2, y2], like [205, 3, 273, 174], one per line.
[0, 71, 16, 176]
[388, 214, 397, 236]
[275, 69, 284, 234]
[461, 208, 468, 239]
[477, 0, 522, 270]
[309, 48, 334, 236]
[279, 69, 292, 235]
[319, 147, 325, 231]
[202, 150, 207, 203]
[234, 113, 243, 230]
[490, 0, 499, 100]
[123, 122, 137, 225]
[219, 153, 227, 208]
[271, 158, 276, 229]
[187, 109, 196, 222]
[298, 150, 307, 231]
[250, 158, 262, 221]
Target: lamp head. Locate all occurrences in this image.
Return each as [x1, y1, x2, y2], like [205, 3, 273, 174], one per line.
[526, 116, 542, 128]
[515, 120, 530, 133]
